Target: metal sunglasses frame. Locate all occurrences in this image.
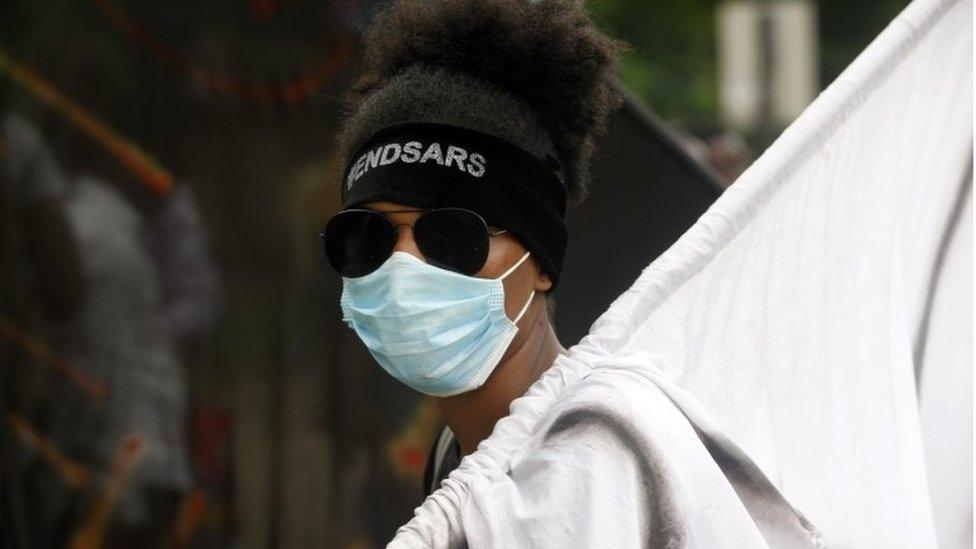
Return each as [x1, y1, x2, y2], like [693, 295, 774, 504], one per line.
[320, 207, 509, 275]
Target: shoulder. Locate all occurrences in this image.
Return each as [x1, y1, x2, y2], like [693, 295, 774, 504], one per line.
[547, 367, 703, 467]
[460, 369, 699, 547]
[538, 365, 691, 447]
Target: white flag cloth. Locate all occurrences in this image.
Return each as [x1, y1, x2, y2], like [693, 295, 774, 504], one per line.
[390, 0, 972, 546]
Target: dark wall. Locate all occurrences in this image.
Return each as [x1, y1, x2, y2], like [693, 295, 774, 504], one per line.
[556, 92, 723, 345]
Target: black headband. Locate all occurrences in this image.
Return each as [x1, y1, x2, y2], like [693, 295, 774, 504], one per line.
[341, 122, 568, 287]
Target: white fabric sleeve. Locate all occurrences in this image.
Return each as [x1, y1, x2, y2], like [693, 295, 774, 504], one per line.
[460, 415, 653, 548]
[392, 364, 783, 548]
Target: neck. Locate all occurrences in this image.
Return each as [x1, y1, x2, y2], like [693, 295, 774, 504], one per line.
[436, 299, 566, 456]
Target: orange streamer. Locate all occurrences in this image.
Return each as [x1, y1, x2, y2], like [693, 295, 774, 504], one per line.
[172, 489, 209, 549]
[69, 434, 147, 549]
[0, 314, 108, 400]
[7, 412, 93, 489]
[89, 0, 357, 105]
[0, 49, 174, 196]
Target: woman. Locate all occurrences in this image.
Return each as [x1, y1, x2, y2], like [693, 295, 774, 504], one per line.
[324, 0, 621, 481]
[323, 0, 821, 547]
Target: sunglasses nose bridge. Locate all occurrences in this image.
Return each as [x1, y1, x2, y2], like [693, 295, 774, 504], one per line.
[390, 222, 425, 262]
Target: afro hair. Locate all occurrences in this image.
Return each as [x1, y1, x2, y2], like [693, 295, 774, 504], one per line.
[336, 0, 626, 205]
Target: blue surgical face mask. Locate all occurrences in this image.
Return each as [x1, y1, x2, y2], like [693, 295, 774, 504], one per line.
[340, 251, 535, 397]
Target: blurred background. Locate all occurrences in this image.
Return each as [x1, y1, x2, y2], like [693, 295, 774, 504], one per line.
[0, 1, 907, 547]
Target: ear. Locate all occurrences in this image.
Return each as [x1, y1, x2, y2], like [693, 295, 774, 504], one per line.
[534, 264, 554, 293]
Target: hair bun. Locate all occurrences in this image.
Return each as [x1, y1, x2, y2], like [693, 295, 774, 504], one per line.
[348, 0, 625, 201]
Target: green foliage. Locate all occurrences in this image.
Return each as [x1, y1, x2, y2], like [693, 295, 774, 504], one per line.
[588, 0, 720, 124]
[588, 0, 907, 129]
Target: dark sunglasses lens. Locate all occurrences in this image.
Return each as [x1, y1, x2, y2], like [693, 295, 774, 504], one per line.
[414, 208, 489, 275]
[323, 210, 396, 277]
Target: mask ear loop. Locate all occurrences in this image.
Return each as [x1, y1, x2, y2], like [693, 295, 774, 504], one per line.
[513, 289, 536, 324]
[497, 251, 532, 281]
[496, 251, 536, 325]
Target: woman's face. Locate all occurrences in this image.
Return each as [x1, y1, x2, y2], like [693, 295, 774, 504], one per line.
[362, 201, 553, 325]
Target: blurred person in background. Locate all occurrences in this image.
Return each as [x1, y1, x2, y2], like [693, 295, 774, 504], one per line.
[2, 111, 218, 547]
[0, 113, 87, 323]
[680, 124, 752, 187]
[2, 112, 90, 549]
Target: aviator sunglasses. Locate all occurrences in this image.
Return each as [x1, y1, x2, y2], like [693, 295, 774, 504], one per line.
[321, 207, 508, 278]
